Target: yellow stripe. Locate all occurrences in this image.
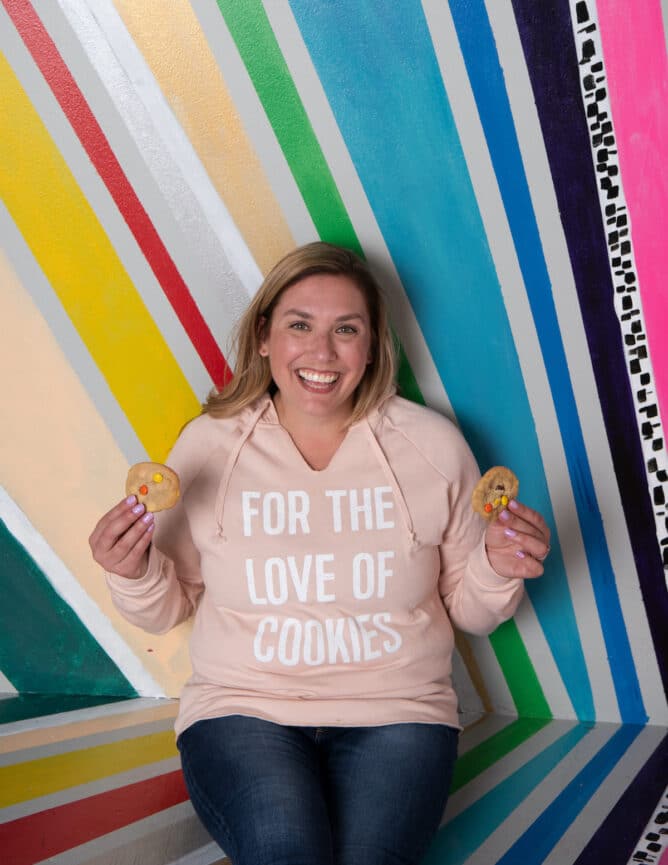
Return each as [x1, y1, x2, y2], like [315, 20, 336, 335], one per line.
[0, 54, 200, 461]
[0, 730, 177, 807]
[113, 0, 295, 274]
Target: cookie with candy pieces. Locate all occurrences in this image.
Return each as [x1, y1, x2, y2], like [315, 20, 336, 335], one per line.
[472, 466, 519, 521]
[126, 462, 180, 513]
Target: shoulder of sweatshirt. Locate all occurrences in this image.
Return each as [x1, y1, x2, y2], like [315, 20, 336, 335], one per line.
[372, 395, 481, 487]
[166, 400, 265, 488]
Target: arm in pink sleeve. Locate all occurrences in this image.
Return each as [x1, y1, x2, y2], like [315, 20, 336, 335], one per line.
[105, 420, 206, 634]
[438, 443, 524, 636]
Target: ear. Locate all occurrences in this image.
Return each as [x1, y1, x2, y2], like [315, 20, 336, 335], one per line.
[257, 315, 269, 357]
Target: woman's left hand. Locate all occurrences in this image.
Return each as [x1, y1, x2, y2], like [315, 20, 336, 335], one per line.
[485, 499, 551, 580]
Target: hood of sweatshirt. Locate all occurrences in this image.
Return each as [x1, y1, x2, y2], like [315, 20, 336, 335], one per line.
[213, 392, 417, 547]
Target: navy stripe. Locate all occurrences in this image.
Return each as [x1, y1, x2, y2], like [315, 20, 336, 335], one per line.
[573, 731, 668, 865]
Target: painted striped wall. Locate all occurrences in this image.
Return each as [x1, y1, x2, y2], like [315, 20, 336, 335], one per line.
[1, 1, 667, 862]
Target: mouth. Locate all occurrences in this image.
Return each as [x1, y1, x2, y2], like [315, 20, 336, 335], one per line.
[297, 369, 340, 390]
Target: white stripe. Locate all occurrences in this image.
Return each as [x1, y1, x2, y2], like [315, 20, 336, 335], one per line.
[0, 671, 18, 697]
[35, 0, 249, 368]
[484, 0, 665, 723]
[0, 489, 163, 698]
[62, 0, 260, 297]
[0, 7, 210, 408]
[423, 0, 587, 719]
[264, 0, 453, 418]
[191, 0, 317, 254]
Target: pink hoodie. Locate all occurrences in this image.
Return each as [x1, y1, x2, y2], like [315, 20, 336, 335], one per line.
[107, 394, 523, 735]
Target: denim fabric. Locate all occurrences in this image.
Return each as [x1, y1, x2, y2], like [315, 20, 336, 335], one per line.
[177, 714, 458, 865]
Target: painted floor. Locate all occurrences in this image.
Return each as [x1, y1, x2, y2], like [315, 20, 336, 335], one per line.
[0, 697, 665, 865]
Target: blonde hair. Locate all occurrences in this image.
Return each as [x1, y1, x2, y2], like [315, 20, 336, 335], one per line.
[204, 242, 397, 424]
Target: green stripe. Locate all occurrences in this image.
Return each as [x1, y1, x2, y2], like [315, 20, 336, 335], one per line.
[215, 0, 359, 248]
[0, 520, 136, 697]
[490, 619, 552, 718]
[451, 716, 551, 792]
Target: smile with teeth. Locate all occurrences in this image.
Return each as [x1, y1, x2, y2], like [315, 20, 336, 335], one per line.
[297, 369, 340, 384]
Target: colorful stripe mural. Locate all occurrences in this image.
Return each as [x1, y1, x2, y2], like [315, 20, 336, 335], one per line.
[1, 1, 666, 863]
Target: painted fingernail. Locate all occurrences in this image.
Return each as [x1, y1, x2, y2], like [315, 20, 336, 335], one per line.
[132, 504, 144, 515]
[509, 499, 519, 510]
[126, 495, 137, 506]
[500, 509, 510, 521]
[515, 550, 526, 559]
[504, 528, 518, 538]
[142, 512, 154, 524]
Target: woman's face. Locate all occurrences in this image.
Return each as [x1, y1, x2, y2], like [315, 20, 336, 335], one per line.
[259, 273, 373, 428]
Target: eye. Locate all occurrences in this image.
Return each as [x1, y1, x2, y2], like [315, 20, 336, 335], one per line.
[336, 324, 358, 334]
[289, 321, 310, 331]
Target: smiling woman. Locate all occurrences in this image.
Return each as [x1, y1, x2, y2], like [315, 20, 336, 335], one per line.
[91, 241, 550, 865]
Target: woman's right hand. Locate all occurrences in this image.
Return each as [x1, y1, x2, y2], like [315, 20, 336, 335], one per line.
[89, 497, 154, 580]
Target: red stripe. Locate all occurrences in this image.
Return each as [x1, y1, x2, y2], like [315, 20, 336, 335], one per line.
[0, 770, 189, 865]
[3, 0, 232, 388]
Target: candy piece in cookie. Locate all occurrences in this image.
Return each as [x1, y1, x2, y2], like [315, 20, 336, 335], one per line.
[126, 462, 180, 513]
[472, 466, 519, 521]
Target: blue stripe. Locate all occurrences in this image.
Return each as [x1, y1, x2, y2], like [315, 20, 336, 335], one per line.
[449, 0, 645, 724]
[289, 0, 593, 718]
[495, 724, 643, 864]
[422, 722, 592, 865]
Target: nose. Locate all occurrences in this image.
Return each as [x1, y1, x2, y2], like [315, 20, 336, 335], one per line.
[311, 329, 337, 361]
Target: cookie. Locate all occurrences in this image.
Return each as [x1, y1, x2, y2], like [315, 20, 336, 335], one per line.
[472, 466, 519, 520]
[126, 462, 180, 513]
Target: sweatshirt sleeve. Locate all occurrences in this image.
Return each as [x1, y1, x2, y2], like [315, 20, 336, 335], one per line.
[105, 419, 207, 635]
[437, 430, 524, 636]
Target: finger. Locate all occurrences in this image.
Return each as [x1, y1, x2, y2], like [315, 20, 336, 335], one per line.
[89, 496, 138, 550]
[113, 520, 154, 578]
[507, 499, 551, 542]
[90, 498, 148, 559]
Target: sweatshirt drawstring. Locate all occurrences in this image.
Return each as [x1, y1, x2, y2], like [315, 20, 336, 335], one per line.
[364, 416, 418, 547]
[215, 399, 269, 540]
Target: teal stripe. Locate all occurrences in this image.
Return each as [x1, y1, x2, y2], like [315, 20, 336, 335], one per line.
[423, 723, 592, 865]
[0, 520, 136, 697]
[289, 0, 593, 719]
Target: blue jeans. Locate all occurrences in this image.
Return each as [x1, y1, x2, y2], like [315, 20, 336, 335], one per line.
[177, 714, 458, 865]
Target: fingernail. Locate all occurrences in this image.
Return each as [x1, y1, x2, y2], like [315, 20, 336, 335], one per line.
[500, 509, 510, 521]
[504, 528, 518, 538]
[132, 504, 145, 515]
[515, 550, 526, 559]
[126, 495, 137, 506]
[509, 499, 519, 510]
[142, 512, 154, 524]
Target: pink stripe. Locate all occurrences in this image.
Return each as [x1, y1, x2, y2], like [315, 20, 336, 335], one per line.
[596, 1, 668, 429]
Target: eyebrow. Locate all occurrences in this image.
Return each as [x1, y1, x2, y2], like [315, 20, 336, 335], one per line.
[279, 308, 367, 322]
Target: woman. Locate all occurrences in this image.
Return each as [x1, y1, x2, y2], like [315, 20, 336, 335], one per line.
[90, 242, 550, 865]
